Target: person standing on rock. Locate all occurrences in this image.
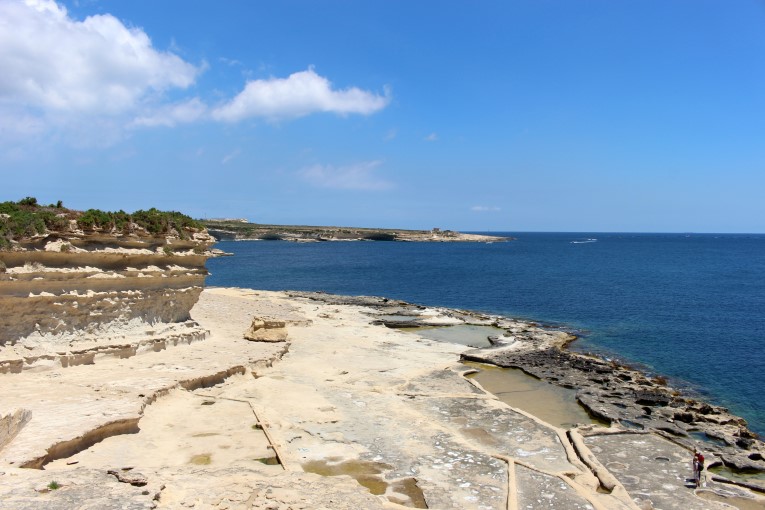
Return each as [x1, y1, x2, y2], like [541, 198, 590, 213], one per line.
[693, 450, 705, 488]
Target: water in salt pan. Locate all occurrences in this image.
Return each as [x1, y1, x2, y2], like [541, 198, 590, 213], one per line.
[463, 361, 602, 429]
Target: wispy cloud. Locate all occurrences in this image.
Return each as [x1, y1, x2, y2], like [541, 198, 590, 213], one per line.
[221, 149, 241, 165]
[471, 205, 501, 212]
[212, 68, 391, 122]
[424, 133, 438, 142]
[384, 128, 397, 141]
[219, 56, 242, 67]
[299, 160, 393, 190]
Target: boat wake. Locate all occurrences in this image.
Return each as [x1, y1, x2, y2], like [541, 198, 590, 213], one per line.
[570, 238, 597, 244]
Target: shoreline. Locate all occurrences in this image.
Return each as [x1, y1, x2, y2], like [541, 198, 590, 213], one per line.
[202, 220, 511, 243]
[1, 287, 764, 509]
[362, 290, 765, 441]
[289, 290, 765, 489]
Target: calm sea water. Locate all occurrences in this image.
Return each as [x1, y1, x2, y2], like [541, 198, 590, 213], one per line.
[206, 233, 765, 436]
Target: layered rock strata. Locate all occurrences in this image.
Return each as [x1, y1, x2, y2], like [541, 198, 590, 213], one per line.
[0, 228, 215, 373]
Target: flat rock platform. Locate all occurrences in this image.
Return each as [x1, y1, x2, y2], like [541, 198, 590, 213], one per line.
[1, 288, 762, 509]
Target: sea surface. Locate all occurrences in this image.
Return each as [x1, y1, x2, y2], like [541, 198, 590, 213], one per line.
[206, 233, 765, 436]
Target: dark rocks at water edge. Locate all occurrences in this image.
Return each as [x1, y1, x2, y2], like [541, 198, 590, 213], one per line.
[463, 346, 765, 479]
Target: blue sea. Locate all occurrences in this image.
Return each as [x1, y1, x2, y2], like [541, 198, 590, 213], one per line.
[206, 233, 765, 436]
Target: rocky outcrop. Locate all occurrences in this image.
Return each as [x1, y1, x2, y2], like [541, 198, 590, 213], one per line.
[1, 409, 32, 451]
[0, 226, 215, 372]
[243, 317, 288, 342]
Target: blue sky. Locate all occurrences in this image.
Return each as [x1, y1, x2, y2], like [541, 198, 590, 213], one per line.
[2, 0, 764, 232]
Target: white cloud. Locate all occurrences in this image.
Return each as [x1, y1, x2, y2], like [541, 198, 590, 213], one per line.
[0, 1, 390, 147]
[213, 68, 390, 122]
[471, 205, 501, 212]
[0, 0, 200, 116]
[424, 133, 438, 142]
[299, 160, 393, 191]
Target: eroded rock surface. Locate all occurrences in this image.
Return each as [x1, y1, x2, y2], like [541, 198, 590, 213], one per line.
[1, 288, 763, 510]
[243, 317, 288, 342]
[0, 228, 215, 373]
[464, 338, 765, 486]
[581, 429, 765, 510]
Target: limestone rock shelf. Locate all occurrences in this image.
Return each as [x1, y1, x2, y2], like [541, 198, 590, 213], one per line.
[0, 229, 215, 372]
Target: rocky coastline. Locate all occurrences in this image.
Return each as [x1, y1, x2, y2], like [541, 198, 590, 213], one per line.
[333, 291, 765, 492]
[4, 201, 762, 508]
[1, 286, 764, 508]
[203, 219, 510, 243]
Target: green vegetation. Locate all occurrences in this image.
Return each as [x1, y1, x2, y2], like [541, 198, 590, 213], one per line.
[0, 199, 69, 249]
[0, 197, 204, 250]
[47, 481, 61, 490]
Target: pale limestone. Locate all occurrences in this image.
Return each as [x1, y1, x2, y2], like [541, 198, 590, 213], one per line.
[0, 288, 761, 509]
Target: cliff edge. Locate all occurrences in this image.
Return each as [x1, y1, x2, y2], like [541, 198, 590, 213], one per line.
[0, 198, 215, 373]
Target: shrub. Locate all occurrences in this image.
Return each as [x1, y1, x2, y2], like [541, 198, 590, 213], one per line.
[0, 200, 202, 244]
[78, 209, 113, 230]
[0, 260, 6, 273]
[60, 243, 71, 253]
[47, 481, 60, 490]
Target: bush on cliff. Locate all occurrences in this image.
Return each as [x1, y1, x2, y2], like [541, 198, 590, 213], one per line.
[131, 208, 203, 237]
[0, 198, 203, 249]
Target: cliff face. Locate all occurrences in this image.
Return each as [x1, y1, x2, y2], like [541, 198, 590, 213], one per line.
[0, 226, 215, 373]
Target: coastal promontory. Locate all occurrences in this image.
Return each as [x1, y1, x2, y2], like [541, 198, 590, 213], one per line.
[202, 219, 509, 243]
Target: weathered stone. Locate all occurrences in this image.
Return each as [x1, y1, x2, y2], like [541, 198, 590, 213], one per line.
[243, 316, 288, 342]
[0, 231, 215, 372]
[720, 453, 765, 473]
[107, 468, 148, 486]
[0, 409, 32, 452]
[634, 390, 671, 407]
[583, 431, 751, 510]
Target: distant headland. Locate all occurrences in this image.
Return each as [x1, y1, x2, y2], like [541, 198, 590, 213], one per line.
[202, 218, 511, 243]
